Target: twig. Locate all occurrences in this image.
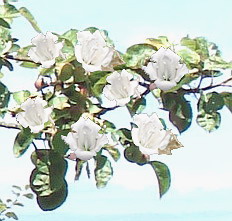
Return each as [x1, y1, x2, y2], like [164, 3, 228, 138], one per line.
[0, 121, 21, 130]
[3, 55, 41, 65]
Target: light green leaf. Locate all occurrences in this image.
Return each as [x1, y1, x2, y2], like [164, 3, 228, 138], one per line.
[145, 36, 170, 49]
[103, 145, 120, 162]
[19, 7, 41, 33]
[127, 97, 146, 116]
[123, 44, 156, 68]
[196, 111, 221, 132]
[13, 90, 30, 105]
[150, 161, 171, 198]
[58, 63, 74, 81]
[94, 158, 113, 188]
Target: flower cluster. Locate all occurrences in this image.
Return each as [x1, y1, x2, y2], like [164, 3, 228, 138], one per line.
[21, 31, 187, 161]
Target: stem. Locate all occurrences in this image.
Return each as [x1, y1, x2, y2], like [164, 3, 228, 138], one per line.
[0, 121, 21, 130]
[3, 55, 41, 65]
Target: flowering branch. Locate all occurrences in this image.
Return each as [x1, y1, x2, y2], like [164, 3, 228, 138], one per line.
[4, 54, 41, 65]
[0, 121, 21, 130]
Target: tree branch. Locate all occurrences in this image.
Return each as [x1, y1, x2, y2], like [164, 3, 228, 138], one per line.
[3, 55, 41, 65]
[0, 121, 21, 130]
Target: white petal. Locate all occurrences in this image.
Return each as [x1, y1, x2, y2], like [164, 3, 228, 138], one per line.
[95, 134, 108, 152]
[155, 79, 177, 91]
[74, 150, 96, 161]
[131, 128, 141, 147]
[30, 125, 44, 133]
[61, 133, 77, 151]
[139, 145, 159, 155]
[115, 97, 131, 106]
[74, 45, 84, 64]
[133, 114, 149, 127]
[150, 47, 166, 62]
[175, 63, 189, 82]
[41, 59, 55, 68]
[16, 112, 29, 128]
[31, 33, 45, 45]
[28, 48, 40, 63]
[143, 62, 158, 80]
[150, 112, 164, 129]
[158, 130, 172, 150]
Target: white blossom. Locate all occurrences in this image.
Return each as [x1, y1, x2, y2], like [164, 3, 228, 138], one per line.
[16, 97, 52, 133]
[62, 117, 108, 161]
[75, 30, 114, 72]
[143, 47, 189, 91]
[103, 69, 140, 106]
[131, 113, 171, 155]
[28, 32, 63, 68]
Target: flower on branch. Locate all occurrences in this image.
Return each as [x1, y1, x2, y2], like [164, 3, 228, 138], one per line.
[131, 113, 171, 155]
[16, 97, 52, 133]
[143, 47, 189, 91]
[75, 30, 114, 72]
[103, 69, 141, 106]
[28, 32, 63, 68]
[62, 117, 108, 161]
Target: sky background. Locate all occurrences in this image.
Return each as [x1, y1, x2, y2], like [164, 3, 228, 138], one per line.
[0, 0, 232, 220]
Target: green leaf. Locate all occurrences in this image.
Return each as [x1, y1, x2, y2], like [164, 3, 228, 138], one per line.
[177, 47, 200, 66]
[5, 212, 18, 220]
[13, 202, 24, 207]
[0, 4, 20, 22]
[23, 193, 34, 199]
[127, 97, 146, 116]
[196, 111, 221, 132]
[198, 92, 224, 114]
[0, 18, 10, 29]
[116, 128, 132, 144]
[103, 145, 120, 162]
[0, 58, 13, 71]
[123, 44, 156, 68]
[30, 150, 67, 195]
[124, 144, 148, 165]
[0, 202, 7, 213]
[20, 61, 39, 68]
[145, 36, 170, 49]
[221, 92, 232, 113]
[150, 161, 171, 198]
[52, 130, 70, 155]
[161, 92, 192, 133]
[61, 29, 78, 46]
[19, 7, 41, 33]
[13, 128, 35, 157]
[49, 96, 70, 110]
[58, 63, 74, 81]
[94, 159, 113, 188]
[95, 154, 107, 170]
[204, 56, 232, 70]
[37, 181, 68, 211]
[13, 90, 30, 105]
[0, 82, 10, 114]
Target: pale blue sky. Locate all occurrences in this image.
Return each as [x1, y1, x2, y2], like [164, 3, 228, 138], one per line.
[0, 0, 232, 220]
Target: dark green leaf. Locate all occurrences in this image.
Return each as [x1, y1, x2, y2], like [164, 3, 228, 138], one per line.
[51, 130, 69, 155]
[161, 92, 192, 133]
[19, 7, 41, 33]
[124, 144, 148, 165]
[0, 18, 10, 29]
[221, 92, 232, 113]
[127, 97, 146, 116]
[37, 181, 68, 211]
[5, 212, 18, 220]
[13, 128, 35, 157]
[198, 92, 224, 113]
[23, 193, 34, 199]
[95, 154, 107, 170]
[58, 63, 74, 81]
[150, 161, 171, 198]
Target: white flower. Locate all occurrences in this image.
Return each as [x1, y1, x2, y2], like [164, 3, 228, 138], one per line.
[16, 97, 52, 133]
[28, 32, 63, 68]
[131, 113, 171, 155]
[103, 70, 140, 106]
[62, 117, 108, 161]
[75, 30, 114, 72]
[143, 47, 189, 91]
